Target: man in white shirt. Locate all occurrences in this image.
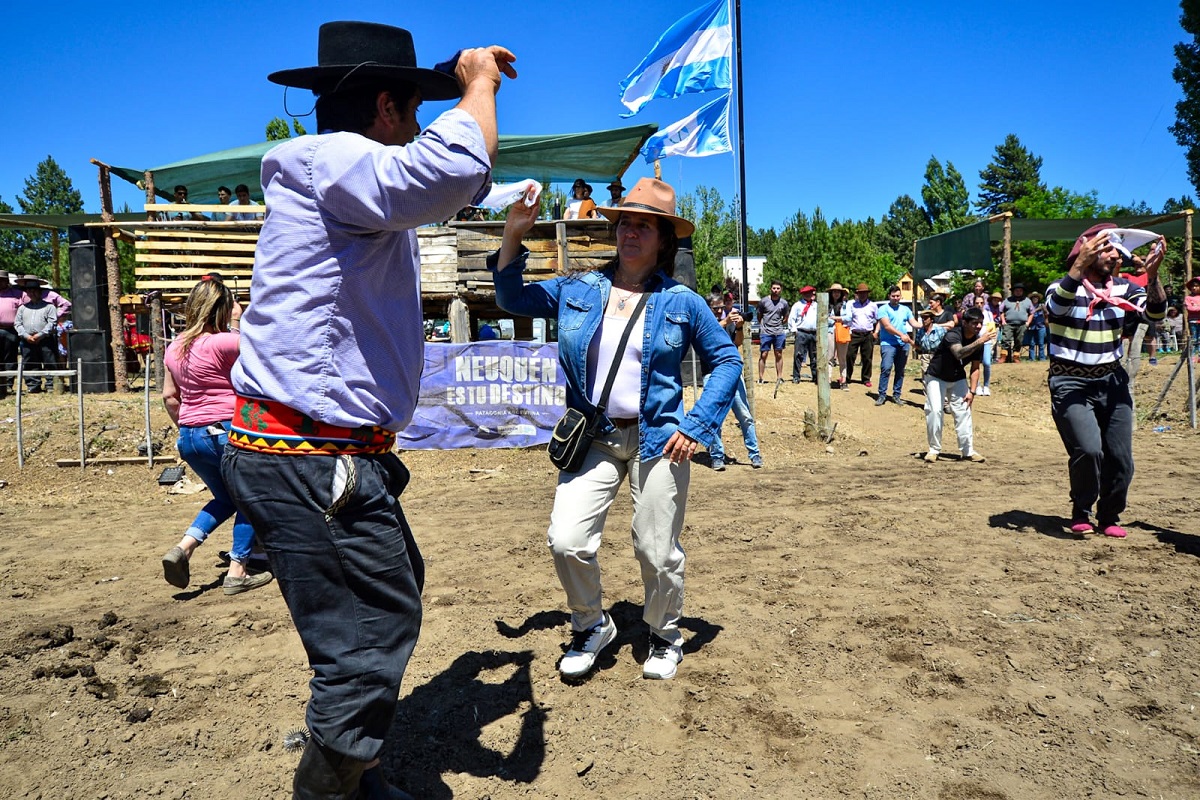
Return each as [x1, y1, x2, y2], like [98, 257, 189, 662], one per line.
[787, 285, 819, 383]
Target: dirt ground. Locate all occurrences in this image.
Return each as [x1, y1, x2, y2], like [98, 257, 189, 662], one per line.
[2, 355, 1200, 800]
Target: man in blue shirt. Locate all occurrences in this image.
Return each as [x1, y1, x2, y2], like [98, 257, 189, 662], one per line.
[875, 285, 916, 406]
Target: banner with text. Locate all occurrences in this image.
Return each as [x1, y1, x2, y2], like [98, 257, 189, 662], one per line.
[396, 341, 566, 450]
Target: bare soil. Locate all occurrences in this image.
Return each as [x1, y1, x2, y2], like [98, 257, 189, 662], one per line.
[2, 357, 1199, 799]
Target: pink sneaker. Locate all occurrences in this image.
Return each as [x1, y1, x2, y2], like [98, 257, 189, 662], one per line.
[1100, 524, 1127, 539]
[1069, 519, 1095, 535]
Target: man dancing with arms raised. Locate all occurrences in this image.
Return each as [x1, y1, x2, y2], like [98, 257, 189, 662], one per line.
[1045, 224, 1166, 539]
[220, 21, 516, 799]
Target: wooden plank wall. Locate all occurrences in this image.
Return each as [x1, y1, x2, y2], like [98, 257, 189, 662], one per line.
[125, 208, 617, 314]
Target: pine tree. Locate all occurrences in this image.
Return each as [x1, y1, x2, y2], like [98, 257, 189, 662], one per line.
[14, 156, 83, 281]
[921, 157, 973, 233]
[877, 194, 932, 272]
[976, 134, 1044, 216]
[1171, 0, 1200, 196]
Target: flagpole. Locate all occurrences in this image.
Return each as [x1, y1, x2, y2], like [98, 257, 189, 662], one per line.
[733, 0, 748, 308]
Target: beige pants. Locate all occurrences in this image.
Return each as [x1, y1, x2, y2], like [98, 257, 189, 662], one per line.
[924, 377, 975, 457]
[547, 425, 689, 647]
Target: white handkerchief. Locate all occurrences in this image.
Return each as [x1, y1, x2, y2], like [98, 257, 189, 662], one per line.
[478, 179, 543, 211]
[1105, 228, 1160, 257]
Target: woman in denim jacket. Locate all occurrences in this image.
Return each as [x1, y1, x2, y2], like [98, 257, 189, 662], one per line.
[491, 178, 741, 681]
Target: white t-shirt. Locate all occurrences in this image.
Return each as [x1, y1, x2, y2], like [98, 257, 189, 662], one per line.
[586, 309, 645, 419]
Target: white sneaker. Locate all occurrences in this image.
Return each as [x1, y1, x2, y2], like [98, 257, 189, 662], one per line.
[642, 634, 683, 680]
[559, 614, 617, 678]
[979, 386, 991, 396]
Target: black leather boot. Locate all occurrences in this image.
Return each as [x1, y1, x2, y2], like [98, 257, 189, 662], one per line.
[359, 766, 415, 800]
[292, 739, 367, 799]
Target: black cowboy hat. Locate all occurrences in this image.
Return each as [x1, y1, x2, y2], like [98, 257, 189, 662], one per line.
[268, 21, 461, 101]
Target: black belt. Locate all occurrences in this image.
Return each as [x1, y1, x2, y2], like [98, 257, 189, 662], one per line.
[609, 417, 638, 429]
[1048, 359, 1120, 378]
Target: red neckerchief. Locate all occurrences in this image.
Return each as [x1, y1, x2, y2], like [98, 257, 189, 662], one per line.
[1081, 277, 1140, 319]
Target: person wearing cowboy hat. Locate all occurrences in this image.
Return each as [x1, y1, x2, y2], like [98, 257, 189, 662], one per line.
[13, 275, 58, 394]
[1025, 290, 1048, 361]
[492, 176, 741, 681]
[0, 272, 23, 398]
[842, 282, 879, 388]
[1045, 223, 1167, 539]
[219, 21, 517, 799]
[1000, 283, 1033, 363]
[787, 285, 819, 383]
[825, 283, 850, 388]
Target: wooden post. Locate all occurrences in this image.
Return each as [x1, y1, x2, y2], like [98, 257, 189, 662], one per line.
[654, 159, 662, 180]
[1001, 212, 1012, 298]
[144, 355, 154, 467]
[51, 228, 61, 290]
[145, 170, 157, 218]
[150, 292, 165, 388]
[816, 292, 831, 441]
[1186, 211, 1196, 430]
[97, 163, 129, 393]
[555, 222, 568, 275]
[448, 297, 470, 343]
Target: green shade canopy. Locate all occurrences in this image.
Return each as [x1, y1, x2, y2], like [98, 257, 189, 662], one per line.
[913, 213, 1193, 283]
[108, 123, 659, 205]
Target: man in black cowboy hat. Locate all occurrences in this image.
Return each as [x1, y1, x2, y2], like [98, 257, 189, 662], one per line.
[220, 21, 516, 800]
[1000, 283, 1033, 363]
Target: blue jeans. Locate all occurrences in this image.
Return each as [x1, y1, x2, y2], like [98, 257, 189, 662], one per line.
[706, 375, 760, 462]
[981, 335, 993, 387]
[1027, 327, 1047, 360]
[878, 342, 910, 399]
[221, 446, 424, 763]
[177, 422, 255, 563]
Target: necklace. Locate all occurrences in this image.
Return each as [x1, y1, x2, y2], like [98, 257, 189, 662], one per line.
[613, 277, 644, 310]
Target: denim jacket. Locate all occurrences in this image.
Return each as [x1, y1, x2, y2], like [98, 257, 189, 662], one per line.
[490, 248, 742, 460]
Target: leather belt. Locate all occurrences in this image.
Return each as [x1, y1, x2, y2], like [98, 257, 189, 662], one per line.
[609, 417, 638, 429]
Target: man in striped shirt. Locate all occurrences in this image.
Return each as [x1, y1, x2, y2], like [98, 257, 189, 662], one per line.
[1046, 223, 1166, 539]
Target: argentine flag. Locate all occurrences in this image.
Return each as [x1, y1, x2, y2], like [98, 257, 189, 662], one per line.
[641, 93, 731, 162]
[619, 0, 732, 117]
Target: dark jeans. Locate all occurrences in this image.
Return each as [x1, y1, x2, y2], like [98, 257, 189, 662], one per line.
[792, 330, 817, 381]
[1049, 370, 1134, 526]
[221, 446, 424, 763]
[845, 331, 874, 383]
[0, 328, 16, 394]
[19, 336, 56, 391]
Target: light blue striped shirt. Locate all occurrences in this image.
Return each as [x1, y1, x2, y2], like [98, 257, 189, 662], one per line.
[232, 109, 491, 431]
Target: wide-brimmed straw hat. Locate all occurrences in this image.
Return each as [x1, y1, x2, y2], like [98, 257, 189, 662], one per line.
[268, 21, 461, 101]
[17, 274, 47, 288]
[596, 177, 694, 237]
[828, 282, 845, 294]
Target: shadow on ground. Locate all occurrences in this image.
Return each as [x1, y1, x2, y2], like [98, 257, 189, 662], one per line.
[1129, 520, 1200, 558]
[989, 509, 1081, 541]
[381, 600, 722, 797]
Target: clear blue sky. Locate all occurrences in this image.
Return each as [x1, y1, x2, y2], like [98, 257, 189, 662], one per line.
[1, 1, 1192, 231]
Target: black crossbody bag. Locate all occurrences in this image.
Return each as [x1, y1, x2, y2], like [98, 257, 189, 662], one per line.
[548, 292, 650, 473]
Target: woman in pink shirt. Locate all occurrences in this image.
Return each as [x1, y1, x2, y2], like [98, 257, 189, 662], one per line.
[160, 277, 272, 595]
[1185, 277, 1200, 346]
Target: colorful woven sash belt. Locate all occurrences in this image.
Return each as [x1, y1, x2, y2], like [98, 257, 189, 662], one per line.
[1048, 359, 1120, 379]
[229, 395, 396, 456]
